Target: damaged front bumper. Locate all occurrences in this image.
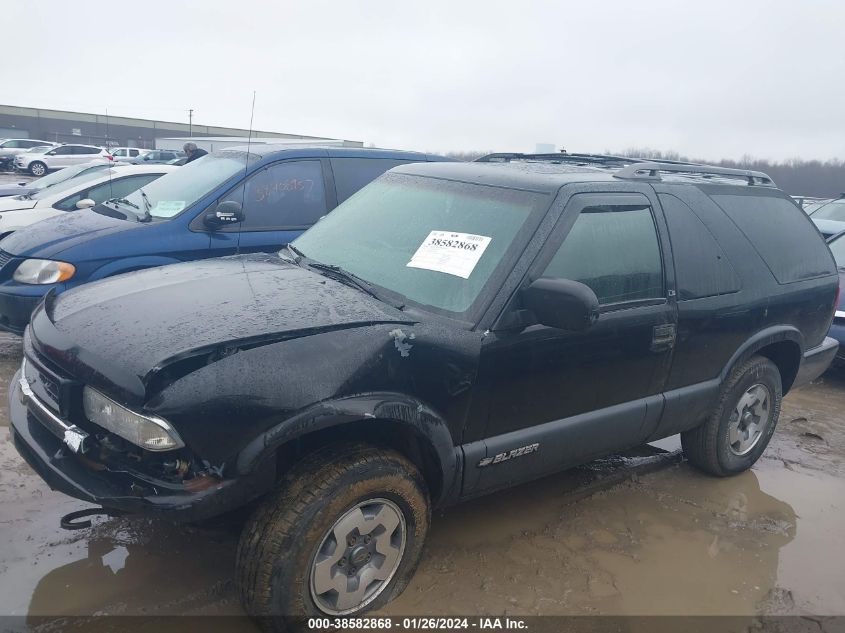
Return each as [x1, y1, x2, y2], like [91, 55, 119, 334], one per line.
[8, 370, 274, 522]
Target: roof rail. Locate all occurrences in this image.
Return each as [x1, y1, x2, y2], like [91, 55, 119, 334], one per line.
[614, 162, 776, 187]
[475, 152, 647, 168]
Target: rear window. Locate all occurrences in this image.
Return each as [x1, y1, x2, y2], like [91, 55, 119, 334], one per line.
[660, 194, 741, 299]
[709, 192, 834, 283]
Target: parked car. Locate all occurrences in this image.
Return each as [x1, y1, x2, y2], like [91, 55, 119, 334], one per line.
[0, 165, 177, 241]
[7, 155, 838, 620]
[0, 139, 56, 171]
[825, 232, 845, 365]
[123, 149, 185, 164]
[0, 161, 113, 198]
[810, 196, 845, 238]
[792, 195, 832, 214]
[0, 146, 450, 333]
[15, 144, 112, 176]
[110, 147, 150, 161]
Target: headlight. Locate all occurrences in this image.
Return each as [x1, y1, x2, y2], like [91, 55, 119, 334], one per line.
[13, 259, 76, 284]
[82, 386, 184, 451]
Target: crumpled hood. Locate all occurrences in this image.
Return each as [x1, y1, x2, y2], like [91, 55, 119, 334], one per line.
[35, 254, 412, 399]
[0, 208, 137, 257]
[0, 197, 37, 212]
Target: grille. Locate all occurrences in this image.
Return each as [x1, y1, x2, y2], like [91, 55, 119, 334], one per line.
[0, 250, 12, 270]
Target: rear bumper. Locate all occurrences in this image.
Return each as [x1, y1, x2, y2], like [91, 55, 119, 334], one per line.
[793, 336, 839, 388]
[830, 322, 845, 364]
[8, 370, 274, 522]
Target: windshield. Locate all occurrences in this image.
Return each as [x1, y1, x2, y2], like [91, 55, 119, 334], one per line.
[28, 162, 108, 190]
[812, 200, 845, 221]
[292, 173, 547, 316]
[115, 151, 255, 219]
[25, 146, 52, 155]
[830, 235, 845, 268]
[29, 167, 114, 200]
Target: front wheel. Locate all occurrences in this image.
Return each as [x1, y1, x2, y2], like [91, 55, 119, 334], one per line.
[237, 444, 430, 627]
[682, 355, 782, 476]
[28, 161, 47, 176]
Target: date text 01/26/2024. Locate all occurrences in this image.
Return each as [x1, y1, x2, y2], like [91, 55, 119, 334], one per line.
[307, 617, 528, 630]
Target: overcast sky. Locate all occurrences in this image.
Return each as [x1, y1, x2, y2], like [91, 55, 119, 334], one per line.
[2, 1, 843, 161]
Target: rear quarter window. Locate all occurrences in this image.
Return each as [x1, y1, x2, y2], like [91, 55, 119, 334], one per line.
[709, 191, 835, 283]
[330, 157, 413, 203]
[660, 193, 741, 299]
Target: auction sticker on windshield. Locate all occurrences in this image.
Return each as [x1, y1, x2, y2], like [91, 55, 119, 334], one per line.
[407, 230, 492, 279]
[151, 201, 186, 216]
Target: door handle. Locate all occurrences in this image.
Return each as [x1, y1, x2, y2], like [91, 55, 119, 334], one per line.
[651, 323, 676, 352]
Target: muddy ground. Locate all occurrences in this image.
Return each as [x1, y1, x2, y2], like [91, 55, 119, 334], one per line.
[0, 328, 843, 626]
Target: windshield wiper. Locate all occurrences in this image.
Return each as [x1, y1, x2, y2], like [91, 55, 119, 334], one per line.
[285, 243, 305, 263]
[307, 261, 405, 310]
[107, 197, 139, 210]
[138, 189, 152, 222]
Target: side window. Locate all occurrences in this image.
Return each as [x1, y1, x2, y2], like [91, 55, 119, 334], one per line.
[76, 146, 99, 155]
[710, 191, 835, 283]
[24, 140, 42, 148]
[53, 146, 74, 155]
[542, 202, 664, 305]
[330, 158, 412, 203]
[55, 175, 161, 210]
[113, 149, 125, 157]
[129, 149, 139, 157]
[219, 160, 327, 230]
[4, 140, 20, 148]
[659, 194, 741, 299]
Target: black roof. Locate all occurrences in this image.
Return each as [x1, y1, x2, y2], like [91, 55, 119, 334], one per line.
[394, 153, 777, 192]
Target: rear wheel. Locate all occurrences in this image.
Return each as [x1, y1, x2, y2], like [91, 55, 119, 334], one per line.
[237, 444, 430, 628]
[28, 161, 47, 176]
[682, 355, 782, 476]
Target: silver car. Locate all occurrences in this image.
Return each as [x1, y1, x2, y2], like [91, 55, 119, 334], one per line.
[14, 144, 112, 176]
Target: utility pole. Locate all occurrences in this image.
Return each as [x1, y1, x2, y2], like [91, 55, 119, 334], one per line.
[188, 109, 194, 137]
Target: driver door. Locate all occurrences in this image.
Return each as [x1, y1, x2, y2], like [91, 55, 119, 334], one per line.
[464, 192, 677, 494]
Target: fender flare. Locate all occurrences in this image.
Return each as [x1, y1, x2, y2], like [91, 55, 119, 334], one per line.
[236, 392, 460, 505]
[720, 325, 803, 390]
[88, 256, 183, 281]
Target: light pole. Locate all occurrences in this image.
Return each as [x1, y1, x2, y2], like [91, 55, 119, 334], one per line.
[189, 109, 194, 137]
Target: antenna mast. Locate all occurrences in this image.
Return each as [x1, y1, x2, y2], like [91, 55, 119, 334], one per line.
[236, 91, 256, 255]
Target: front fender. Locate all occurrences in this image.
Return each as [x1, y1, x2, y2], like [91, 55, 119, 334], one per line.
[88, 255, 183, 281]
[236, 392, 460, 505]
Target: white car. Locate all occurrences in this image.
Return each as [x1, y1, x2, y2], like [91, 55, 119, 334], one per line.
[110, 147, 150, 161]
[0, 165, 177, 238]
[15, 144, 113, 176]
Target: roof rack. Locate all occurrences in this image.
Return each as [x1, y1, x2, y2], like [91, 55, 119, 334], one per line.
[475, 152, 637, 166]
[613, 162, 776, 187]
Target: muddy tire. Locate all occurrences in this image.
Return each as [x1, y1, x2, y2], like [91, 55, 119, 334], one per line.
[682, 355, 782, 476]
[236, 444, 430, 630]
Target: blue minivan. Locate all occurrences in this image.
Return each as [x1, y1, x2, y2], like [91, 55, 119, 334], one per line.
[0, 146, 450, 333]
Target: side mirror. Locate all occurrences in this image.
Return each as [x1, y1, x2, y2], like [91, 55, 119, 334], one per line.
[522, 278, 599, 331]
[46, 150, 57, 156]
[204, 200, 244, 229]
[75, 198, 96, 209]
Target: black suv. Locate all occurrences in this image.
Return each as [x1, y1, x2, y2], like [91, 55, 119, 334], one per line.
[8, 154, 839, 623]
